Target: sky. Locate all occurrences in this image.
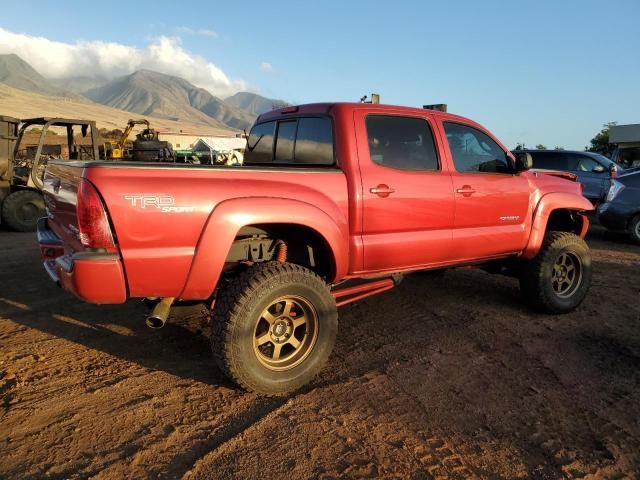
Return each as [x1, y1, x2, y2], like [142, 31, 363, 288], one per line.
[1, 0, 639, 149]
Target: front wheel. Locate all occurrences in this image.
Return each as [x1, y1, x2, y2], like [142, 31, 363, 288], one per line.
[519, 232, 592, 314]
[211, 262, 338, 395]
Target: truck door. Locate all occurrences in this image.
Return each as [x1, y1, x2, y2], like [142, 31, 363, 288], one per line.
[442, 121, 531, 260]
[355, 110, 455, 272]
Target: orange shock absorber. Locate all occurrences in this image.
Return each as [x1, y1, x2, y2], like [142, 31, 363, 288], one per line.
[275, 240, 287, 263]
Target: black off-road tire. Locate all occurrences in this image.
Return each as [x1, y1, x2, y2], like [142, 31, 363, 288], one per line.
[628, 214, 640, 245]
[519, 231, 591, 314]
[0, 185, 9, 204]
[211, 262, 338, 395]
[1, 190, 45, 232]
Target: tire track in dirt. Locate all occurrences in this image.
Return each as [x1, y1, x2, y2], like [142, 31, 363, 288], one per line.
[0, 369, 17, 410]
[186, 370, 480, 479]
[92, 395, 286, 480]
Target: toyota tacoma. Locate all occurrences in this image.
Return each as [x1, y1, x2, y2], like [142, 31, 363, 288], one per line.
[38, 102, 594, 394]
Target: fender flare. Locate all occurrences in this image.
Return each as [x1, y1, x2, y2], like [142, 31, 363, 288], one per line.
[179, 197, 349, 300]
[522, 192, 593, 259]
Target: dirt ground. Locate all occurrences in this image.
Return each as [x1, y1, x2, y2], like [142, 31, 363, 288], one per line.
[1, 227, 639, 479]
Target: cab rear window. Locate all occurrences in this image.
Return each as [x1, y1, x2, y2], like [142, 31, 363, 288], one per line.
[245, 121, 276, 164]
[244, 117, 334, 166]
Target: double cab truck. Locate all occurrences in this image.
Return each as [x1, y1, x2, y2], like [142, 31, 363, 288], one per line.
[38, 102, 594, 395]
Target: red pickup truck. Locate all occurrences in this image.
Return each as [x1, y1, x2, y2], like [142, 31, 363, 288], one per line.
[38, 102, 593, 394]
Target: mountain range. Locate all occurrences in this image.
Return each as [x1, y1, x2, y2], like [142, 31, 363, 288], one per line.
[0, 54, 287, 131]
[0, 53, 71, 98]
[226, 92, 288, 116]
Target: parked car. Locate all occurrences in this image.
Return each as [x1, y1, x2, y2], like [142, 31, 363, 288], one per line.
[611, 146, 640, 169]
[598, 171, 640, 244]
[512, 149, 624, 203]
[38, 102, 593, 395]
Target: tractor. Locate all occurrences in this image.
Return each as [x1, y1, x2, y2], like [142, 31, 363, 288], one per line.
[102, 119, 174, 162]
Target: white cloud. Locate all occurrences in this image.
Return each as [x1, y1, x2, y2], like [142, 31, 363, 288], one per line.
[260, 62, 275, 73]
[175, 26, 218, 38]
[0, 27, 244, 96]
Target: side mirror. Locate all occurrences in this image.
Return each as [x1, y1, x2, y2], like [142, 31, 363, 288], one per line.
[592, 164, 606, 173]
[514, 152, 533, 172]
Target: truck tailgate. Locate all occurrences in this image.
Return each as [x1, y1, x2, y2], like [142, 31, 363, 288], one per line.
[42, 162, 85, 254]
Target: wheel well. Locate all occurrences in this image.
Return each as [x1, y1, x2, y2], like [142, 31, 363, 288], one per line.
[628, 211, 640, 229]
[546, 209, 584, 234]
[225, 223, 335, 280]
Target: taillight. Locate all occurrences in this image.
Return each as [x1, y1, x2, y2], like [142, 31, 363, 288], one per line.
[77, 178, 116, 251]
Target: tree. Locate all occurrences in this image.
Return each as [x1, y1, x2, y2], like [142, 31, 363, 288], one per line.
[514, 143, 525, 151]
[535, 144, 547, 150]
[586, 122, 617, 155]
[554, 146, 565, 150]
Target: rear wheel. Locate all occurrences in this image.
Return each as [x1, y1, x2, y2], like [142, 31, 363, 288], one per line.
[519, 231, 591, 314]
[1, 190, 45, 232]
[629, 214, 640, 245]
[211, 262, 338, 395]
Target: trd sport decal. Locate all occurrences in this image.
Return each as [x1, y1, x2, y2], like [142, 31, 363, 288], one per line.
[123, 194, 195, 213]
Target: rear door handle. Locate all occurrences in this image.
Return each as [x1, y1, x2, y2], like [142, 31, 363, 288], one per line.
[370, 184, 395, 197]
[455, 185, 476, 197]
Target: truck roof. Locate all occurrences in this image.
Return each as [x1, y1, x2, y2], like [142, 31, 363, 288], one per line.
[258, 102, 474, 125]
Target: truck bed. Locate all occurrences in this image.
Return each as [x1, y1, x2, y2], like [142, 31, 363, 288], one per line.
[42, 160, 350, 300]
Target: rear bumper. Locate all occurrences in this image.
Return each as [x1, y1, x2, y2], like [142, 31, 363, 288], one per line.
[37, 218, 127, 304]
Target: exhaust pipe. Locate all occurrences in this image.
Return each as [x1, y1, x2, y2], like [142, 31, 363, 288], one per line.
[145, 297, 175, 329]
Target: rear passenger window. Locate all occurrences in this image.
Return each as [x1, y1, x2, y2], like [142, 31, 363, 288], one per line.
[244, 117, 335, 166]
[365, 115, 439, 171]
[245, 121, 275, 163]
[274, 121, 296, 163]
[295, 117, 334, 165]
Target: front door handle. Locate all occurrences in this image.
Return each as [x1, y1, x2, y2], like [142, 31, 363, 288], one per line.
[370, 184, 395, 198]
[455, 185, 476, 197]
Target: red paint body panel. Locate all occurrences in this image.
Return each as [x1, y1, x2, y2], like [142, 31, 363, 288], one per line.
[40, 102, 593, 304]
[181, 196, 349, 299]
